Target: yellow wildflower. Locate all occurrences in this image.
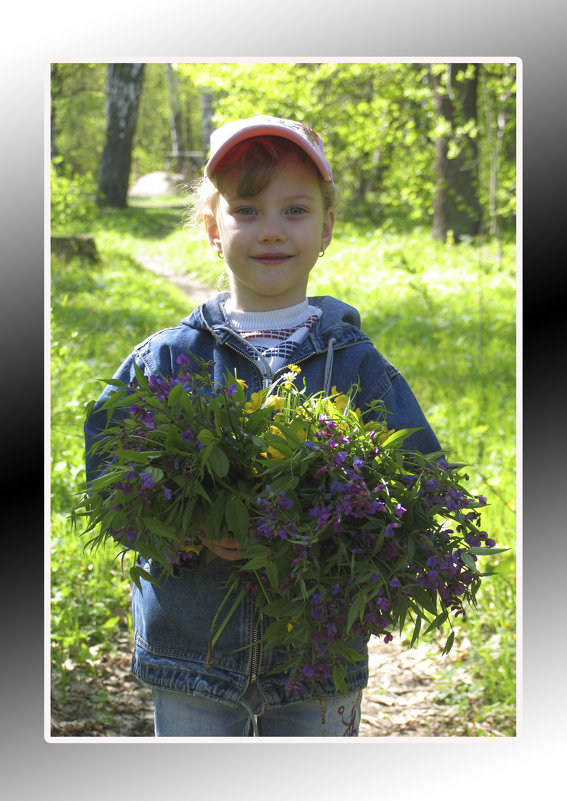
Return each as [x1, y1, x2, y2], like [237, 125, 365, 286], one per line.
[180, 543, 204, 556]
[331, 386, 348, 411]
[264, 395, 283, 411]
[244, 392, 263, 414]
[287, 616, 302, 632]
[379, 428, 395, 444]
[235, 379, 248, 390]
[288, 364, 301, 373]
[265, 425, 286, 459]
[267, 447, 285, 460]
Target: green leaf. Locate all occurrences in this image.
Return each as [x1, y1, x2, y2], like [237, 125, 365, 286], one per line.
[267, 474, 299, 495]
[197, 428, 216, 446]
[207, 445, 230, 478]
[145, 517, 177, 540]
[201, 494, 227, 540]
[332, 664, 348, 694]
[182, 498, 196, 532]
[114, 448, 149, 464]
[442, 630, 455, 655]
[242, 555, 270, 571]
[129, 564, 163, 592]
[423, 610, 448, 635]
[132, 360, 150, 391]
[100, 615, 121, 630]
[210, 586, 246, 649]
[167, 382, 185, 407]
[225, 496, 249, 539]
[397, 599, 408, 634]
[346, 591, 366, 632]
[145, 466, 164, 483]
[460, 552, 480, 573]
[381, 428, 421, 448]
[411, 585, 438, 616]
[266, 560, 279, 591]
[342, 646, 366, 663]
[104, 378, 128, 389]
[410, 614, 422, 647]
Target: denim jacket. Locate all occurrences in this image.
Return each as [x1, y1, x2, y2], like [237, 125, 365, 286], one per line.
[85, 293, 441, 708]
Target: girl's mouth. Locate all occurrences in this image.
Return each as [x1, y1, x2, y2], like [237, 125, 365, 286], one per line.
[251, 253, 292, 265]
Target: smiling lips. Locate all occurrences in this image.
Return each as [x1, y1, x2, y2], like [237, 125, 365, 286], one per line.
[251, 253, 292, 265]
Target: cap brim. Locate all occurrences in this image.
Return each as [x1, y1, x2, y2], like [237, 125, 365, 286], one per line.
[205, 120, 333, 182]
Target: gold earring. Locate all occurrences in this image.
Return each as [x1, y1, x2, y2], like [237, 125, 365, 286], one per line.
[217, 250, 224, 260]
[318, 249, 325, 258]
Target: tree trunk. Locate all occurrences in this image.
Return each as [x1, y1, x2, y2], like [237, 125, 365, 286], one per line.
[50, 64, 61, 170]
[98, 63, 145, 207]
[200, 89, 215, 158]
[432, 64, 482, 241]
[166, 64, 185, 173]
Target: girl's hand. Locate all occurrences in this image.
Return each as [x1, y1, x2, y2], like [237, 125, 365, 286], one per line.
[198, 528, 244, 561]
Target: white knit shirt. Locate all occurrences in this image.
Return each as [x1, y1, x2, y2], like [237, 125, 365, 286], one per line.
[221, 297, 322, 377]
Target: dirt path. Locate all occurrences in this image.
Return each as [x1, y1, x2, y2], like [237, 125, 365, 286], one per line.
[135, 250, 216, 306]
[50, 629, 501, 738]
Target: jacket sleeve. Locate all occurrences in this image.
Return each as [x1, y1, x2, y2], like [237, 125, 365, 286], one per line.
[354, 348, 442, 456]
[84, 351, 143, 487]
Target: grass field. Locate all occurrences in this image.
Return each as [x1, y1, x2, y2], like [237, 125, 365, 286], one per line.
[50, 198, 517, 733]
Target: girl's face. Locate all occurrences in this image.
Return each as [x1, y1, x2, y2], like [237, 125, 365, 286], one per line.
[206, 155, 334, 311]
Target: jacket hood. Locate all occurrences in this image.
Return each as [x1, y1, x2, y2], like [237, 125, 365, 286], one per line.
[181, 292, 363, 337]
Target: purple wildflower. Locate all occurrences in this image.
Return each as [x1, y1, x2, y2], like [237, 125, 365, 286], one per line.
[139, 472, 155, 489]
[384, 522, 401, 537]
[394, 503, 407, 518]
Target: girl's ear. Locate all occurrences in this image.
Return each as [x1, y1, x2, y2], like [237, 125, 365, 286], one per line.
[205, 214, 222, 257]
[321, 209, 335, 252]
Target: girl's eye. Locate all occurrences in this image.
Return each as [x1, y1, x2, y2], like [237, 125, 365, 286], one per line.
[288, 206, 307, 216]
[235, 206, 256, 217]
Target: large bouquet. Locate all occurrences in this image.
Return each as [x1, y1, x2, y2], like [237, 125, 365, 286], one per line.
[74, 353, 502, 698]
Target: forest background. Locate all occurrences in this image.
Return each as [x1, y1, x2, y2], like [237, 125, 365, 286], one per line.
[50, 61, 517, 736]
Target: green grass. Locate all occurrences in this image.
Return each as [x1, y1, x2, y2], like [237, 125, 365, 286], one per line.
[51, 200, 516, 732]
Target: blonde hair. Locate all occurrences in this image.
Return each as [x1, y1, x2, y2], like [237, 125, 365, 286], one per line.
[188, 136, 336, 231]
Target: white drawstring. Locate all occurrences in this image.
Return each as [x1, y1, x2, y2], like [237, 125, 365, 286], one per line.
[323, 337, 336, 394]
[237, 696, 260, 736]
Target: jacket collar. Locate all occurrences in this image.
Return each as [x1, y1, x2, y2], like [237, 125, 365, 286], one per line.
[180, 292, 368, 351]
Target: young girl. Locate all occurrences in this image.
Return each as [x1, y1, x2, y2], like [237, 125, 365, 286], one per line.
[85, 115, 441, 737]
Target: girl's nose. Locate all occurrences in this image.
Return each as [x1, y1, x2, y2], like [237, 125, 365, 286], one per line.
[258, 213, 285, 242]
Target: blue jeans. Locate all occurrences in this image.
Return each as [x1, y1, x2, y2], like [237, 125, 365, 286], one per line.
[152, 683, 362, 737]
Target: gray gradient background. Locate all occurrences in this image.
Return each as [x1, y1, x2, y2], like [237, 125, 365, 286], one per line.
[3, 0, 561, 797]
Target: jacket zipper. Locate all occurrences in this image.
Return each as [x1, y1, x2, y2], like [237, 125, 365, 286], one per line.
[221, 340, 273, 389]
[250, 611, 261, 683]
[219, 329, 324, 390]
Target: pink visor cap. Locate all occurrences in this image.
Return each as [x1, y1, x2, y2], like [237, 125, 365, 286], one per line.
[205, 115, 333, 183]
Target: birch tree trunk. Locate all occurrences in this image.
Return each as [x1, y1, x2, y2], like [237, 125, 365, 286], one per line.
[166, 64, 185, 173]
[98, 63, 145, 207]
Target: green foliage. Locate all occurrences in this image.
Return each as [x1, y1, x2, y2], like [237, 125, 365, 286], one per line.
[51, 63, 107, 176]
[179, 61, 516, 230]
[52, 62, 516, 233]
[50, 159, 99, 233]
